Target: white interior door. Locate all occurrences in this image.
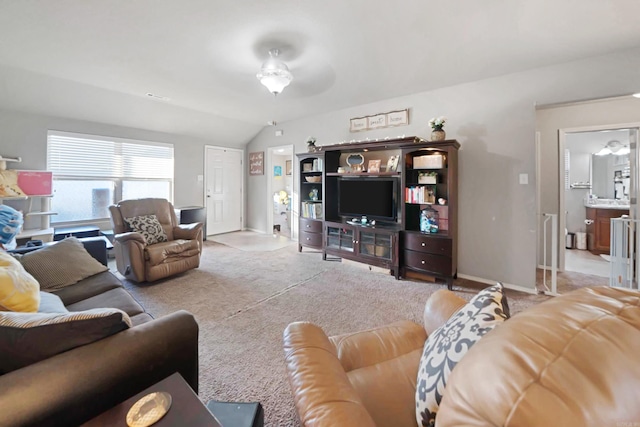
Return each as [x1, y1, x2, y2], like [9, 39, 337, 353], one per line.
[205, 146, 243, 235]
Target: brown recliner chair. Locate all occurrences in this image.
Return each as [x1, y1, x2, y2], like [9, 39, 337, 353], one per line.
[109, 198, 203, 282]
[284, 286, 640, 427]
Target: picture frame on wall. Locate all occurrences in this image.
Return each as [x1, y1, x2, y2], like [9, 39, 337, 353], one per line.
[249, 151, 264, 175]
[274, 166, 282, 177]
[350, 117, 368, 132]
[367, 114, 386, 129]
[285, 160, 292, 175]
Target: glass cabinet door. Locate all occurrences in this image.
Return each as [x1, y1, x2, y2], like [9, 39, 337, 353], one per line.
[326, 226, 354, 252]
[358, 231, 392, 260]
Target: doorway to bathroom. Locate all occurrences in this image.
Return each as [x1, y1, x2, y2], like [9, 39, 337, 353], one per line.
[536, 95, 640, 294]
[266, 145, 294, 239]
[561, 128, 632, 280]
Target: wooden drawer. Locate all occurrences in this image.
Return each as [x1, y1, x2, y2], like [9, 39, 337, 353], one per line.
[300, 218, 323, 233]
[300, 230, 323, 248]
[403, 250, 452, 276]
[403, 233, 452, 255]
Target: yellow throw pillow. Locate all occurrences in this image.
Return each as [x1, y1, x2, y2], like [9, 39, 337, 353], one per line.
[0, 252, 40, 312]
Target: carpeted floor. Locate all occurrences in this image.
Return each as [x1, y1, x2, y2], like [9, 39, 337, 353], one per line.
[118, 240, 549, 426]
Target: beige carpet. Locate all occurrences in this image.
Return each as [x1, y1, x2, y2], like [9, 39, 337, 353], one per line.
[119, 241, 549, 426]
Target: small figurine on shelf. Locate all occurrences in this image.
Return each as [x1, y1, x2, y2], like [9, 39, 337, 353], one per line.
[426, 187, 436, 204]
[306, 137, 317, 152]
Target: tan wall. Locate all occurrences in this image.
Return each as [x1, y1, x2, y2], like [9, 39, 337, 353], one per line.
[536, 97, 640, 266]
[247, 47, 640, 290]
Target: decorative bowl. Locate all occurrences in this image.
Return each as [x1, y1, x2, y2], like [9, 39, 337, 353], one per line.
[305, 176, 321, 183]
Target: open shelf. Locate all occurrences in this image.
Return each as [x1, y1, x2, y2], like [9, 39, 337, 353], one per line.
[326, 172, 401, 177]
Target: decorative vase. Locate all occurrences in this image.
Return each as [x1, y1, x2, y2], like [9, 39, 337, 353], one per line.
[430, 130, 446, 141]
[307, 143, 316, 153]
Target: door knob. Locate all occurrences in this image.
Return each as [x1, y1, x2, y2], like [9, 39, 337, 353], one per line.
[584, 219, 594, 225]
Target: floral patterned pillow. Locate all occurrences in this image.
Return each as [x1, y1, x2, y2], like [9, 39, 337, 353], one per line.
[415, 283, 510, 427]
[124, 214, 168, 245]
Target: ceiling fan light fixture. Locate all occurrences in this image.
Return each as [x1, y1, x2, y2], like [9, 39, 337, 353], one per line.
[256, 49, 293, 95]
[595, 147, 612, 156]
[595, 139, 628, 156]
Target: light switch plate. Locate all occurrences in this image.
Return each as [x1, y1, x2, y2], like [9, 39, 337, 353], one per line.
[519, 173, 528, 185]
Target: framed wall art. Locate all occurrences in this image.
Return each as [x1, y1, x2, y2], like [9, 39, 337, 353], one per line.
[349, 108, 410, 132]
[249, 151, 264, 175]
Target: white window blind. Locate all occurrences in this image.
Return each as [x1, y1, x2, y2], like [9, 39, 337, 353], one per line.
[47, 131, 174, 179]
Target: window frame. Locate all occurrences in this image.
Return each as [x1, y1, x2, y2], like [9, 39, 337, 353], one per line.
[47, 131, 174, 225]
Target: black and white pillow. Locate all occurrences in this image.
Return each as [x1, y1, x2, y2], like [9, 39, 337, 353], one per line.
[415, 283, 510, 427]
[125, 214, 168, 245]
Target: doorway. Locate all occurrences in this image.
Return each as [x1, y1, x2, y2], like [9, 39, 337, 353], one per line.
[204, 146, 243, 236]
[561, 128, 633, 279]
[537, 121, 639, 294]
[266, 145, 294, 239]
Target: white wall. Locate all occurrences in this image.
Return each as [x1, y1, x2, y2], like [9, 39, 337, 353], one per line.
[0, 108, 229, 216]
[564, 138, 591, 234]
[246, 47, 640, 290]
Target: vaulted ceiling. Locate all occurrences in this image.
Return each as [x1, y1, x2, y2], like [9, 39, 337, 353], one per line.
[1, 0, 640, 145]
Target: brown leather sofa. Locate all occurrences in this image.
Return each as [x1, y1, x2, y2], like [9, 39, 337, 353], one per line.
[1, 238, 199, 427]
[284, 286, 640, 427]
[109, 198, 203, 282]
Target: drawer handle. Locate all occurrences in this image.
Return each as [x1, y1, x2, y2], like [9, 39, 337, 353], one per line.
[421, 242, 425, 247]
[421, 260, 425, 265]
[306, 224, 311, 228]
[306, 238, 311, 241]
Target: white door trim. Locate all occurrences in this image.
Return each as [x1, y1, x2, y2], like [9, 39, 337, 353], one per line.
[203, 145, 245, 234]
[266, 145, 295, 237]
[556, 122, 640, 273]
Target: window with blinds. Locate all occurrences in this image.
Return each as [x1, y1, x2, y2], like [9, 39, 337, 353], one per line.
[47, 131, 174, 223]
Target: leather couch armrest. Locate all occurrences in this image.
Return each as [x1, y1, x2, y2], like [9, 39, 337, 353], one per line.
[423, 290, 467, 335]
[113, 231, 146, 244]
[329, 320, 426, 372]
[173, 222, 203, 240]
[0, 310, 199, 427]
[283, 322, 376, 427]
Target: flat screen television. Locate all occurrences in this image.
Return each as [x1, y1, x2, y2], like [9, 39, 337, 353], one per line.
[338, 178, 397, 222]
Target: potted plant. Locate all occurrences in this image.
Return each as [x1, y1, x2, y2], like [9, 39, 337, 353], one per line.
[428, 116, 447, 141]
[306, 137, 317, 152]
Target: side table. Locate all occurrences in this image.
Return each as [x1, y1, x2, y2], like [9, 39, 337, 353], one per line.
[82, 373, 221, 427]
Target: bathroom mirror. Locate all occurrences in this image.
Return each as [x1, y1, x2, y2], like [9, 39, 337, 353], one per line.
[590, 152, 630, 200]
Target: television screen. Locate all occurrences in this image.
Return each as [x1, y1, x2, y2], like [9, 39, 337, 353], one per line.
[338, 178, 397, 221]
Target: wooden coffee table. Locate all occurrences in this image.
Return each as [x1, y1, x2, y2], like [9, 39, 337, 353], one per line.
[83, 373, 221, 427]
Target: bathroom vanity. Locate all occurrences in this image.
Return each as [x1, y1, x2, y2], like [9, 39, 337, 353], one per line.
[585, 205, 629, 254]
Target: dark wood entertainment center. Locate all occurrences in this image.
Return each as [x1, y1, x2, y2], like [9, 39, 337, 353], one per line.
[297, 136, 459, 289]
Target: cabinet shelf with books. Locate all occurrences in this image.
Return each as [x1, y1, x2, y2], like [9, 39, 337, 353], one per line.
[297, 153, 324, 252]
[401, 141, 459, 289]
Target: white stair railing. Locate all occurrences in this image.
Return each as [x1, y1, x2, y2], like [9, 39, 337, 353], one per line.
[542, 213, 558, 294]
[610, 217, 638, 289]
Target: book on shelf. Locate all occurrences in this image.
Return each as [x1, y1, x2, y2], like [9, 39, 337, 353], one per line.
[405, 186, 436, 204]
[302, 201, 323, 219]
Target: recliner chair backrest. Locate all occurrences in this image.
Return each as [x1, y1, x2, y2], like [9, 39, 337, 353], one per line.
[109, 198, 177, 241]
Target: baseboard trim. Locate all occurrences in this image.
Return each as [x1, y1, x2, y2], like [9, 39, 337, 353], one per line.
[457, 274, 538, 295]
[244, 228, 266, 234]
